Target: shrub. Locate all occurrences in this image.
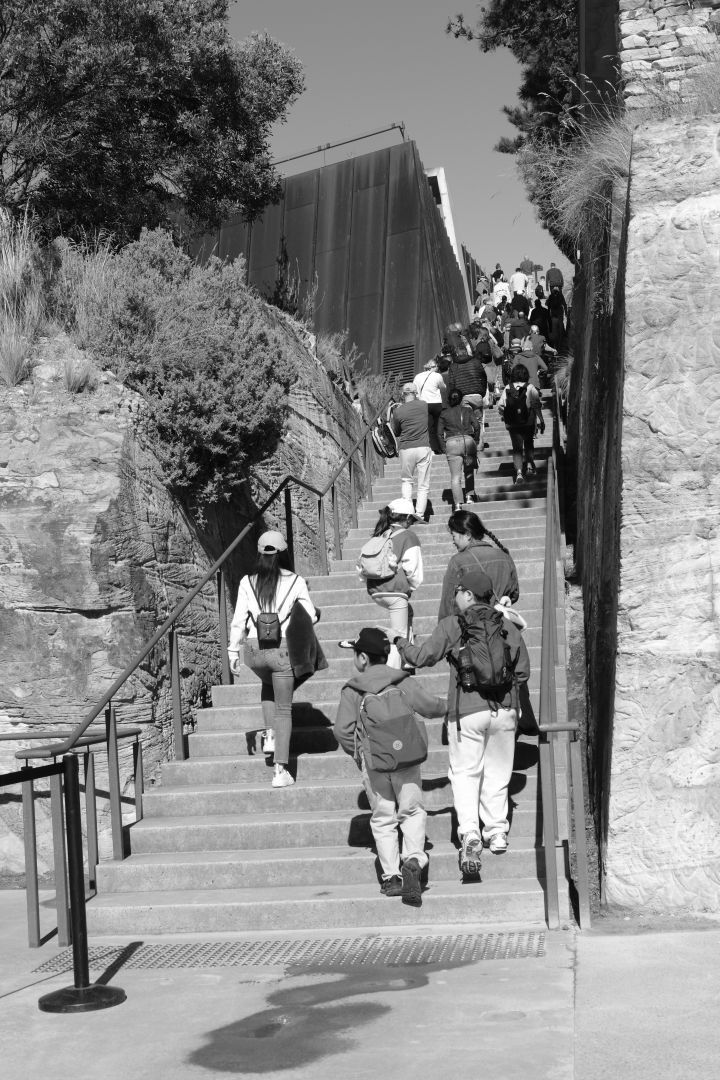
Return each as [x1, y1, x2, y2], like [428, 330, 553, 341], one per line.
[56, 229, 297, 516]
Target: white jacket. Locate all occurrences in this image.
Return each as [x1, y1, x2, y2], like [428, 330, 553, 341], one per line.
[228, 570, 317, 655]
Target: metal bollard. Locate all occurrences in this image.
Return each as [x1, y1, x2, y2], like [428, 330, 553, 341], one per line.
[38, 755, 126, 1013]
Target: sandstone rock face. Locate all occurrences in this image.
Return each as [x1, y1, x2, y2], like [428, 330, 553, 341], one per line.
[618, 0, 720, 109]
[0, 322, 365, 878]
[606, 115, 720, 910]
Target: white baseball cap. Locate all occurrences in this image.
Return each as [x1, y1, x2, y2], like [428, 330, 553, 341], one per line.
[388, 498, 416, 516]
[257, 530, 287, 553]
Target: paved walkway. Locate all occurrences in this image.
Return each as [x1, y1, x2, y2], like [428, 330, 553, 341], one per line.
[1, 891, 718, 1079]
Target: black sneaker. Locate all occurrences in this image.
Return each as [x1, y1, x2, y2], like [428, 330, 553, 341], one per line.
[381, 874, 403, 897]
[526, 461, 537, 476]
[401, 858, 423, 907]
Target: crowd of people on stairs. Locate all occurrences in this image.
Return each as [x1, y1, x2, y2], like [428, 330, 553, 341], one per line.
[226, 260, 567, 909]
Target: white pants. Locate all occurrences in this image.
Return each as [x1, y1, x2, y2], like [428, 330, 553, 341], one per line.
[447, 708, 517, 840]
[369, 592, 414, 668]
[362, 761, 428, 878]
[399, 446, 432, 516]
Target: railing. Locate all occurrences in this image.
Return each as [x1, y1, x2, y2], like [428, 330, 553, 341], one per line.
[0, 757, 125, 1010]
[537, 448, 591, 929]
[10, 397, 389, 944]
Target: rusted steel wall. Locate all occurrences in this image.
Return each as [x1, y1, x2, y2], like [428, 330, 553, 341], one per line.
[188, 141, 469, 380]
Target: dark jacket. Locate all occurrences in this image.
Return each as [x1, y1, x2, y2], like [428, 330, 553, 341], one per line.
[397, 605, 530, 720]
[334, 665, 447, 760]
[437, 404, 479, 444]
[286, 601, 328, 684]
[437, 541, 519, 620]
[447, 355, 487, 399]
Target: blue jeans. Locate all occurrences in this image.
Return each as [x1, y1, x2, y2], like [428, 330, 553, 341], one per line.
[243, 641, 294, 764]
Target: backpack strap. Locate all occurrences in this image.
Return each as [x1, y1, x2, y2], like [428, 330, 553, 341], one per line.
[465, 549, 499, 604]
[246, 573, 299, 625]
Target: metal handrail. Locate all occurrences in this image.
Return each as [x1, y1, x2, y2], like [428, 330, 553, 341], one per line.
[16, 394, 391, 766]
[537, 444, 591, 930]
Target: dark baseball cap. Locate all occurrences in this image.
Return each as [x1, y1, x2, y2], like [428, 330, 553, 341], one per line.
[338, 627, 391, 658]
[456, 569, 495, 601]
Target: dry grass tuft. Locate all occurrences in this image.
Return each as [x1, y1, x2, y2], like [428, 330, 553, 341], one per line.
[0, 212, 44, 386]
[63, 353, 97, 393]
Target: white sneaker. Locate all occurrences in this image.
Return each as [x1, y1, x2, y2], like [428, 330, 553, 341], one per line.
[271, 765, 294, 788]
[487, 832, 508, 854]
[261, 729, 275, 754]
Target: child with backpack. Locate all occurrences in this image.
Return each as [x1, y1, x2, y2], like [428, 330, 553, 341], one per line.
[395, 569, 530, 876]
[334, 627, 448, 906]
[357, 499, 423, 665]
[498, 362, 545, 485]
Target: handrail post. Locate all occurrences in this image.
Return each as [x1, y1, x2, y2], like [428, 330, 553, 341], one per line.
[569, 736, 592, 928]
[363, 435, 373, 503]
[217, 570, 231, 686]
[39, 756, 126, 1013]
[21, 773, 40, 947]
[169, 629, 186, 761]
[331, 484, 342, 561]
[317, 497, 329, 575]
[84, 751, 99, 892]
[50, 766, 70, 946]
[105, 704, 124, 860]
[539, 736, 561, 928]
[133, 738, 144, 822]
[284, 487, 295, 571]
[349, 456, 358, 529]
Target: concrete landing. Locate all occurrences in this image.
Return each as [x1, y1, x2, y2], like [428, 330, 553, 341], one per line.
[2, 892, 720, 1080]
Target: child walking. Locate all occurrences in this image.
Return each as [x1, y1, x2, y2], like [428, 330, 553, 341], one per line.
[334, 628, 447, 906]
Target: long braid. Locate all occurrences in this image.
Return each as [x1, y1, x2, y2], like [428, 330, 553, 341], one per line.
[479, 523, 511, 556]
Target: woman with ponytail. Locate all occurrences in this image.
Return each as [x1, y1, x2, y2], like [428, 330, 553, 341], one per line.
[228, 531, 318, 788]
[437, 510, 519, 620]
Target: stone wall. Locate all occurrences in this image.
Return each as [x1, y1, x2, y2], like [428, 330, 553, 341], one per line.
[620, 0, 720, 107]
[604, 115, 720, 909]
[0, 318, 366, 878]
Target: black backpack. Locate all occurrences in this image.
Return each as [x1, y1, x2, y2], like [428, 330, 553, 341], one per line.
[504, 383, 531, 427]
[371, 403, 399, 458]
[453, 606, 519, 702]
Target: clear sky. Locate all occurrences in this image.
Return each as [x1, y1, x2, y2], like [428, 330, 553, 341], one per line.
[228, 0, 572, 281]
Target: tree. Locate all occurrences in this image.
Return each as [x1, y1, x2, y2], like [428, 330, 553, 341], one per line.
[0, 0, 304, 241]
[447, 2, 577, 151]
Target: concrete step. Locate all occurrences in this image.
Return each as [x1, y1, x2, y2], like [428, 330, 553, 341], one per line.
[127, 806, 542, 855]
[307, 570, 543, 603]
[85, 877, 549, 935]
[312, 626, 544, 658]
[223, 646, 542, 690]
[160, 744, 541, 787]
[313, 612, 543, 642]
[329, 540, 547, 568]
[140, 773, 543, 818]
[353, 507, 548, 534]
[95, 840, 542, 893]
[189, 706, 541, 751]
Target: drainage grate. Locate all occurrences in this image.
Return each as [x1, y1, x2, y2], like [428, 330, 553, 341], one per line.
[33, 931, 545, 975]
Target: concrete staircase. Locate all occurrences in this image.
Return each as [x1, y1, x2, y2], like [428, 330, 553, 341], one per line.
[87, 405, 556, 935]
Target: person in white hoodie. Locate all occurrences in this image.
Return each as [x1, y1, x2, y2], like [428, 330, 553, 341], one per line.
[227, 530, 317, 788]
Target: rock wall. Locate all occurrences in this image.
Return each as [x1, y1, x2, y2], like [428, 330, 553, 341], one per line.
[604, 115, 720, 909]
[0, 319, 366, 878]
[620, 0, 720, 107]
